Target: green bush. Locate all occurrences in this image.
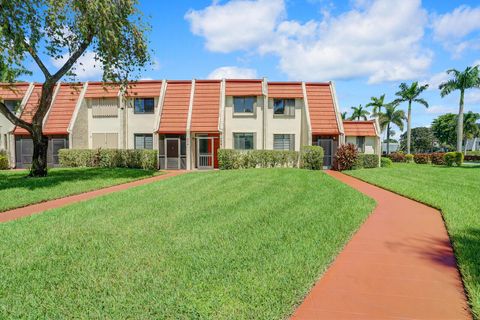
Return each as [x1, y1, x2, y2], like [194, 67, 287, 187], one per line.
[413, 153, 430, 164]
[444, 152, 464, 167]
[59, 149, 158, 170]
[466, 150, 480, 156]
[355, 154, 379, 169]
[333, 143, 358, 171]
[301, 146, 324, 170]
[381, 157, 392, 167]
[431, 152, 446, 165]
[0, 154, 9, 170]
[405, 154, 414, 163]
[218, 149, 300, 170]
[387, 151, 406, 162]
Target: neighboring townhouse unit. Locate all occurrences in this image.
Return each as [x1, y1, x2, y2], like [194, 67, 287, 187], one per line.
[0, 79, 381, 169]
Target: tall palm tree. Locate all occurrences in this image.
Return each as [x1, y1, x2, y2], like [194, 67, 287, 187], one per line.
[366, 94, 388, 116]
[349, 104, 370, 121]
[341, 111, 347, 120]
[379, 104, 406, 154]
[393, 82, 429, 154]
[439, 66, 480, 151]
[463, 111, 480, 152]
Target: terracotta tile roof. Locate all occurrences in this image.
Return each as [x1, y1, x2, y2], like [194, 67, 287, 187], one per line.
[158, 81, 191, 133]
[125, 80, 162, 97]
[85, 82, 119, 98]
[306, 83, 340, 135]
[0, 83, 30, 100]
[43, 84, 83, 135]
[190, 80, 221, 132]
[225, 79, 263, 96]
[14, 84, 43, 135]
[268, 82, 303, 98]
[343, 120, 377, 137]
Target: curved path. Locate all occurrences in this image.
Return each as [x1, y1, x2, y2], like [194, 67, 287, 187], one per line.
[0, 170, 186, 223]
[292, 170, 471, 319]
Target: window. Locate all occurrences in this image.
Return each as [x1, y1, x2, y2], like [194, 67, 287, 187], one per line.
[356, 136, 365, 153]
[274, 134, 295, 151]
[233, 96, 256, 114]
[91, 98, 118, 118]
[4, 100, 21, 113]
[92, 133, 118, 149]
[273, 99, 295, 116]
[134, 134, 153, 149]
[134, 98, 155, 114]
[234, 133, 255, 150]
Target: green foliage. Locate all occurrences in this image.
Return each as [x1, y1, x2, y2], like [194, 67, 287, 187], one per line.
[405, 153, 414, 163]
[217, 149, 300, 170]
[444, 152, 464, 167]
[355, 154, 379, 169]
[464, 155, 480, 162]
[301, 146, 324, 170]
[380, 157, 392, 167]
[400, 127, 436, 153]
[387, 151, 406, 162]
[0, 154, 9, 170]
[366, 94, 387, 116]
[413, 153, 430, 164]
[333, 143, 358, 171]
[431, 152, 446, 165]
[432, 112, 480, 149]
[349, 104, 370, 120]
[59, 149, 158, 170]
[467, 150, 480, 156]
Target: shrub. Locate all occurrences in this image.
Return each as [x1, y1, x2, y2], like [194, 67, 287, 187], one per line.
[218, 149, 300, 170]
[464, 155, 480, 162]
[355, 154, 379, 169]
[413, 153, 430, 164]
[333, 143, 358, 171]
[466, 150, 480, 156]
[0, 154, 9, 170]
[59, 149, 158, 170]
[405, 154, 414, 163]
[301, 146, 324, 170]
[431, 152, 446, 165]
[381, 157, 392, 167]
[444, 152, 464, 167]
[388, 152, 406, 162]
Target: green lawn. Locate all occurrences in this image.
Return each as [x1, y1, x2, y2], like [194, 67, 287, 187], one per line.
[0, 168, 157, 212]
[0, 169, 375, 319]
[345, 163, 480, 318]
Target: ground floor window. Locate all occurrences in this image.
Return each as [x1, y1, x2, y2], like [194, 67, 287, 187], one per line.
[356, 136, 365, 153]
[134, 134, 153, 149]
[15, 136, 68, 168]
[234, 133, 255, 150]
[273, 134, 295, 151]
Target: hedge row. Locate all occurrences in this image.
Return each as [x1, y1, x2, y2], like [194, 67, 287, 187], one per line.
[464, 155, 480, 162]
[218, 149, 301, 169]
[355, 154, 380, 169]
[59, 149, 158, 170]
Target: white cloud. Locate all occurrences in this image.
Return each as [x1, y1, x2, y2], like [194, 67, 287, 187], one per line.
[185, 0, 285, 53]
[187, 0, 432, 83]
[465, 90, 480, 104]
[426, 105, 457, 114]
[431, 5, 480, 55]
[51, 50, 103, 80]
[207, 66, 258, 79]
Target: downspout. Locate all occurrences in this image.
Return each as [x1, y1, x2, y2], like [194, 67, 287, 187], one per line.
[186, 79, 196, 170]
[262, 77, 268, 150]
[218, 78, 226, 148]
[67, 82, 88, 149]
[119, 89, 126, 149]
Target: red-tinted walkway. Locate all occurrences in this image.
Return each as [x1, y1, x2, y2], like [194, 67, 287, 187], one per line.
[0, 171, 186, 223]
[292, 170, 471, 319]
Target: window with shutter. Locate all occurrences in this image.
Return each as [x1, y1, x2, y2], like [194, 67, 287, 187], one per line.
[273, 134, 295, 151]
[134, 134, 153, 149]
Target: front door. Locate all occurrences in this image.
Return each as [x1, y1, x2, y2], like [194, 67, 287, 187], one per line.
[165, 138, 180, 169]
[197, 137, 214, 169]
[318, 139, 333, 167]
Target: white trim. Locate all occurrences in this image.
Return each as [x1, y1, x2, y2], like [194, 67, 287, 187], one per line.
[262, 77, 268, 149]
[154, 80, 167, 133]
[218, 78, 226, 148]
[330, 81, 345, 144]
[16, 82, 35, 117]
[42, 82, 62, 127]
[302, 82, 312, 145]
[186, 79, 195, 170]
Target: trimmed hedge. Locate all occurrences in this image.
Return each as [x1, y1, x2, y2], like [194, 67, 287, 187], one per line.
[431, 152, 446, 165]
[355, 154, 379, 169]
[405, 154, 414, 163]
[444, 152, 463, 167]
[217, 149, 300, 170]
[413, 153, 430, 164]
[464, 155, 480, 162]
[381, 157, 392, 167]
[387, 152, 406, 162]
[59, 149, 158, 170]
[301, 146, 324, 170]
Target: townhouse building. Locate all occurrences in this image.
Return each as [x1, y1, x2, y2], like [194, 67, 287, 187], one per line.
[0, 79, 381, 169]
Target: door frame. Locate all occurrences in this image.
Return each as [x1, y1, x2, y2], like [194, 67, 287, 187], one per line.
[164, 137, 181, 169]
[196, 136, 215, 169]
[317, 139, 334, 167]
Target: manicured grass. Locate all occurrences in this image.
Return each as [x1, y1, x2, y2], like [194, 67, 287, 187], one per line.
[345, 163, 480, 318]
[0, 169, 375, 319]
[0, 168, 157, 212]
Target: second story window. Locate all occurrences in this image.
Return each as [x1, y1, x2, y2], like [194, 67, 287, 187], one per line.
[92, 98, 118, 118]
[134, 98, 155, 114]
[273, 99, 295, 117]
[233, 96, 256, 114]
[4, 100, 21, 113]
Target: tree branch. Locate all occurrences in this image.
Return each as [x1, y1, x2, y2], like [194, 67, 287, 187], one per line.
[51, 34, 93, 82]
[26, 44, 52, 78]
[0, 101, 32, 133]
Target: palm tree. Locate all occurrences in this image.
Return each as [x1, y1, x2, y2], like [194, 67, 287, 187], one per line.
[439, 66, 480, 151]
[393, 82, 429, 154]
[349, 104, 370, 121]
[463, 111, 480, 152]
[341, 111, 347, 120]
[379, 104, 406, 154]
[366, 94, 388, 116]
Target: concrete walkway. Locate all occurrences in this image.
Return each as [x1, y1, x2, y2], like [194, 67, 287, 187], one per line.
[292, 170, 471, 319]
[0, 170, 186, 223]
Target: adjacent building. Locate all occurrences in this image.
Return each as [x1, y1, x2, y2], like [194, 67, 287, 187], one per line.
[0, 79, 380, 169]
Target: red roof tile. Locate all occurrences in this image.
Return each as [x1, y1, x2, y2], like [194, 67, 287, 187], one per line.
[343, 121, 377, 136]
[190, 80, 221, 132]
[0, 83, 30, 100]
[225, 79, 262, 96]
[158, 81, 191, 133]
[43, 84, 83, 135]
[14, 84, 43, 135]
[268, 82, 303, 98]
[306, 83, 340, 135]
[125, 81, 162, 97]
[85, 82, 119, 98]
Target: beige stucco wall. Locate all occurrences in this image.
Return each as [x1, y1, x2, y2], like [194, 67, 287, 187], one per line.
[71, 100, 89, 149]
[265, 98, 303, 151]
[0, 104, 19, 167]
[124, 97, 159, 149]
[224, 96, 264, 149]
[346, 136, 379, 154]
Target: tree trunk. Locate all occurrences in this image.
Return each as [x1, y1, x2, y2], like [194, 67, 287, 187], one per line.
[457, 90, 464, 152]
[387, 123, 390, 154]
[30, 125, 49, 177]
[407, 100, 412, 154]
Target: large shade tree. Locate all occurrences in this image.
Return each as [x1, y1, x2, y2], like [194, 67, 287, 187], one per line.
[379, 104, 405, 154]
[399, 127, 436, 153]
[439, 66, 480, 152]
[349, 104, 370, 121]
[393, 82, 429, 154]
[431, 112, 480, 150]
[0, 0, 150, 177]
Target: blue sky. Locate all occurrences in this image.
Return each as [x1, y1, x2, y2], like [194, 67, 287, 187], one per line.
[23, 0, 480, 133]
